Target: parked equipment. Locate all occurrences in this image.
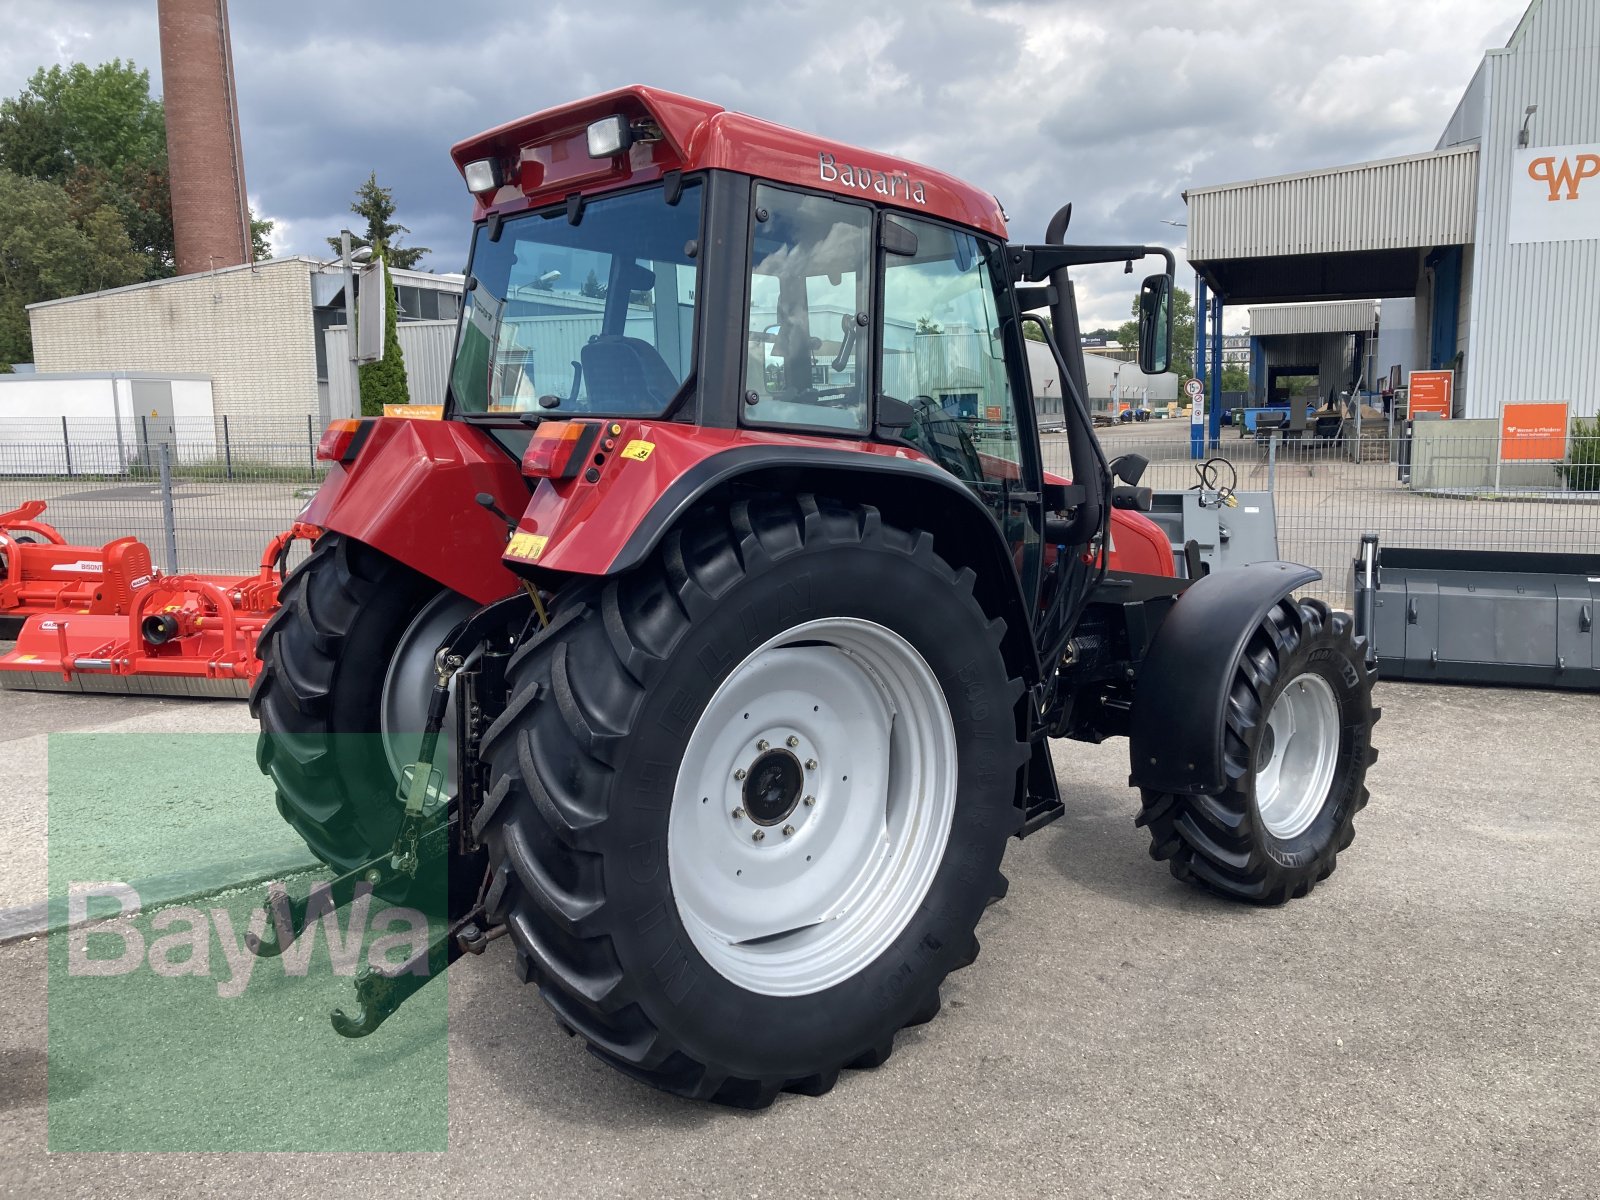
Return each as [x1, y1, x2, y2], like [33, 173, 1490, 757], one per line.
[1354, 541, 1599, 691]
[0, 510, 318, 697]
[247, 87, 1379, 1106]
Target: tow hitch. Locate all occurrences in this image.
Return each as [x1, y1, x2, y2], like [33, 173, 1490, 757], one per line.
[245, 594, 527, 1036]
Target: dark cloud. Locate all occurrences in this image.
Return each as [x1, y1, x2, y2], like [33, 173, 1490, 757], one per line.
[1, 0, 1523, 327]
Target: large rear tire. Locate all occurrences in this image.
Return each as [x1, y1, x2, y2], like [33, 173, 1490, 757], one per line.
[476, 495, 1026, 1106]
[1135, 596, 1378, 904]
[250, 533, 474, 890]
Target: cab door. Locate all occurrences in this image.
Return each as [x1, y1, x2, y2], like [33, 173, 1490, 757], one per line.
[878, 216, 1045, 603]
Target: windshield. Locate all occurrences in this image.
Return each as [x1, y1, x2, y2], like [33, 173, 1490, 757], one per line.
[450, 180, 702, 417]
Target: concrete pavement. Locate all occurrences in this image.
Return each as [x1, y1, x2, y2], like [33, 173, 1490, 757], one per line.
[1, 677, 1596, 1198]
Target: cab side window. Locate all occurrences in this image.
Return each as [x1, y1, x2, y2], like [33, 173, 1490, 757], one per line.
[743, 185, 871, 434]
[880, 218, 1021, 485]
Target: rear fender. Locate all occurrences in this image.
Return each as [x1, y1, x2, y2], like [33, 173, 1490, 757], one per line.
[302, 418, 528, 604]
[505, 422, 1042, 683]
[1127, 561, 1320, 795]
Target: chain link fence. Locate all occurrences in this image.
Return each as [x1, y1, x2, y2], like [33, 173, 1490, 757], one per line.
[5, 415, 1597, 610]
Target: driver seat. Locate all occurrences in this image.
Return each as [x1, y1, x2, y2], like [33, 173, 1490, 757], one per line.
[580, 336, 680, 412]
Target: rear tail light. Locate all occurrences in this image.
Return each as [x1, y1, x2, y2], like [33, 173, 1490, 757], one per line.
[521, 421, 600, 479]
[316, 418, 371, 463]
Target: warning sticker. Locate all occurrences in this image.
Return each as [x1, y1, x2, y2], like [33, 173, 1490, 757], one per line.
[620, 440, 655, 462]
[506, 531, 548, 561]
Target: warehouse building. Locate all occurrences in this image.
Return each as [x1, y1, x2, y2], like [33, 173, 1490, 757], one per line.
[1185, 0, 1600, 423]
[25, 256, 463, 436]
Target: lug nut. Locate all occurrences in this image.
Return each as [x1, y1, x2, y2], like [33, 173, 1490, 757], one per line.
[364, 868, 382, 884]
[805, 759, 817, 771]
[734, 768, 746, 781]
[782, 824, 795, 837]
[786, 735, 799, 748]
[757, 739, 770, 752]
[752, 829, 765, 842]
[732, 807, 745, 820]
[803, 795, 815, 807]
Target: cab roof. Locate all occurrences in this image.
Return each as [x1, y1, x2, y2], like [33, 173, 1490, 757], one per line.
[450, 85, 1008, 240]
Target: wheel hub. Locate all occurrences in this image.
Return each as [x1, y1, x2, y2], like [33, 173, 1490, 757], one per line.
[668, 617, 957, 997]
[742, 747, 805, 826]
[1254, 671, 1341, 840]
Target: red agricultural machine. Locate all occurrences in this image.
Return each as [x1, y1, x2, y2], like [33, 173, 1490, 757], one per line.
[246, 88, 1379, 1106]
[0, 501, 316, 697]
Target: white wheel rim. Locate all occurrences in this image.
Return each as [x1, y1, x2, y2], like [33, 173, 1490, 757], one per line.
[380, 590, 477, 790]
[1254, 671, 1341, 840]
[668, 617, 957, 997]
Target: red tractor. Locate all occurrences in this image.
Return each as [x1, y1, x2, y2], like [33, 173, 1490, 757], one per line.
[248, 88, 1377, 1106]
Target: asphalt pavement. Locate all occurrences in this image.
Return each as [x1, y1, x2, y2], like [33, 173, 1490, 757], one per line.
[1, 674, 1596, 1198]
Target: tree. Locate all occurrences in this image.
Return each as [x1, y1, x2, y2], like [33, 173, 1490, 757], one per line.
[581, 268, 606, 299]
[1221, 366, 1251, 394]
[356, 255, 411, 415]
[1022, 314, 1051, 343]
[0, 61, 173, 279]
[1114, 286, 1196, 378]
[250, 214, 274, 261]
[0, 168, 145, 366]
[327, 172, 429, 270]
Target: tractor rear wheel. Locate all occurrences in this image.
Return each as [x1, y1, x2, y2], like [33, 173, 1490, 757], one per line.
[475, 495, 1025, 1106]
[1136, 596, 1377, 904]
[251, 533, 477, 892]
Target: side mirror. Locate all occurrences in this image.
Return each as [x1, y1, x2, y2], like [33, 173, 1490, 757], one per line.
[1136, 273, 1173, 375]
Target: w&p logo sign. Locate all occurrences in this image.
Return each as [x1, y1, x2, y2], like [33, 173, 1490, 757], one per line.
[1512, 145, 1600, 244]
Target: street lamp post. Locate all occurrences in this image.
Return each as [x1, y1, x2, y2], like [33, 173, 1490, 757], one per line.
[338, 229, 372, 417]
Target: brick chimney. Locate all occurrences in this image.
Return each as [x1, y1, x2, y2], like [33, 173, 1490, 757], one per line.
[157, 0, 252, 274]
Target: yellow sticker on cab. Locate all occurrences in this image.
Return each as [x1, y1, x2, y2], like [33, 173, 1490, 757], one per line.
[620, 440, 655, 461]
[506, 531, 548, 560]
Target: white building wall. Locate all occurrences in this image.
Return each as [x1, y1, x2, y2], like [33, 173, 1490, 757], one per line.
[26, 258, 319, 436]
[325, 320, 457, 420]
[1464, 0, 1600, 418]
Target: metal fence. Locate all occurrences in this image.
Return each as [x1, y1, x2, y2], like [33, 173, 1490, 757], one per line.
[4, 416, 1597, 610]
[1049, 420, 1600, 607]
[0, 422, 323, 577]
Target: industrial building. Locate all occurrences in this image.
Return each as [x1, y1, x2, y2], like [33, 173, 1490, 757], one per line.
[1186, 0, 1600, 425]
[22, 258, 463, 435]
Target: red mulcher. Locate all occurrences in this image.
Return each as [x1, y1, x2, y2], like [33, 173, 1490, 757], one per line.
[0, 502, 317, 697]
[245, 88, 1379, 1106]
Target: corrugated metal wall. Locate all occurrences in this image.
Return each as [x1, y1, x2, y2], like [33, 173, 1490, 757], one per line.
[1465, 0, 1600, 418]
[324, 319, 456, 417]
[1248, 300, 1377, 337]
[1188, 147, 1479, 260]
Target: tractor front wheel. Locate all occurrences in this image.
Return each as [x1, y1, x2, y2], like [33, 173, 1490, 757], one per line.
[476, 495, 1025, 1106]
[1136, 596, 1377, 904]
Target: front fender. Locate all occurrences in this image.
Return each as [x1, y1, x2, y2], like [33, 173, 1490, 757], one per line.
[1128, 561, 1320, 796]
[302, 418, 528, 604]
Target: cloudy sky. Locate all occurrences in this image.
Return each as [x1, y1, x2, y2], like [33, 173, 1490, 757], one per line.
[3, 0, 1525, 329]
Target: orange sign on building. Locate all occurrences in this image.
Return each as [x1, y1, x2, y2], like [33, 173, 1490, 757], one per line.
[1408, 370, 1453, 419]
[1500, 402, 1569, 461]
